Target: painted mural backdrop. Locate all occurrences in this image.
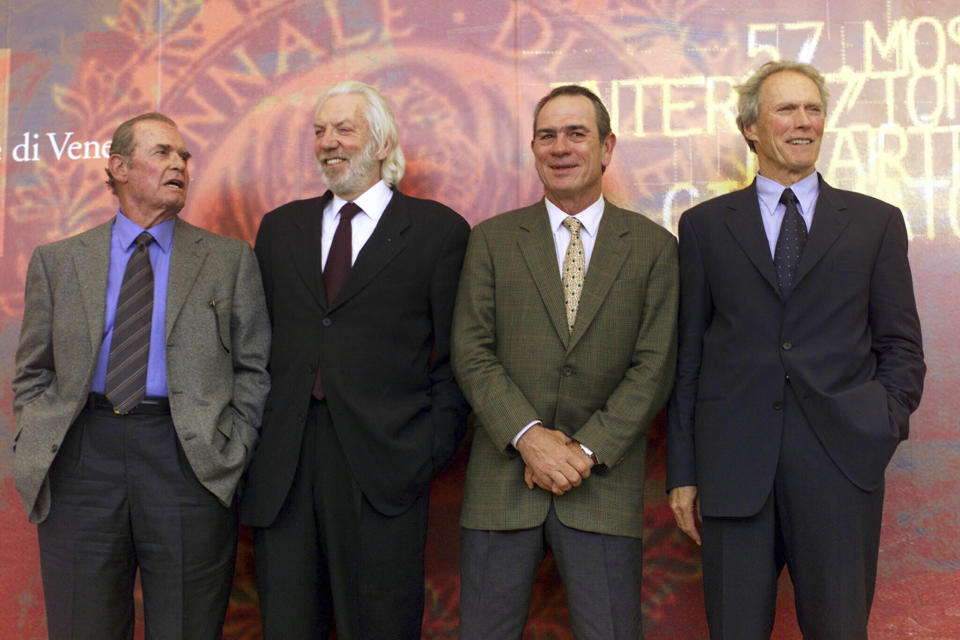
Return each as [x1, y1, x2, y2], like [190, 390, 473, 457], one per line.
[1, 1, 957, 638]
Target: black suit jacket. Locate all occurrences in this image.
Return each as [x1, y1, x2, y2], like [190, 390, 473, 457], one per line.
[241, 188, 470, 525]
[667, 176, 925, 518]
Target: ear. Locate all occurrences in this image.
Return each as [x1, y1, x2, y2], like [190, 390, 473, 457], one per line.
[743, 122, 760, 146]
[601, 132, 616, 169]
[376, 140, 391, 162]
[108, 154, 129, 185]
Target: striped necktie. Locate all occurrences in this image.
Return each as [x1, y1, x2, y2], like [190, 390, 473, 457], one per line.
[105, 231, 155, 413]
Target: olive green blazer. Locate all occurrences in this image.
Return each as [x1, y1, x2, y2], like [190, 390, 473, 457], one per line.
[452, 200, 678, 538]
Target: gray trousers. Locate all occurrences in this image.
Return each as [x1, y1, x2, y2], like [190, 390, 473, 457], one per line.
[38, 407, 237, 640]
[459, 504, 643, 639]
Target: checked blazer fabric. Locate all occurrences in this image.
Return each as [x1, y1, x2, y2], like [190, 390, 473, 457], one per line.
[452, 200, 678, 538]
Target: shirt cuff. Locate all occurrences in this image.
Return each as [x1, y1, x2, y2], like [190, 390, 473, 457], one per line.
[512, 420, 541, 448]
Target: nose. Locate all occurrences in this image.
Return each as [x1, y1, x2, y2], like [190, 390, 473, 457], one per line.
[550, 132, 571, 154]
[317, 129, 339, 150]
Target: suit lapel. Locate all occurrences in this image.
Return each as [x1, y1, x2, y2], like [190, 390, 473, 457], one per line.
[288, 192, 331, 310]
[74, 220, 113, 349]
[793, 177, 851, 289]
[517, 202, 569, 344]
[568, 204, 630, 350]
[327, 189, 409, 311]
[165, 218, 208, 340]
[724, 181, 779, 295]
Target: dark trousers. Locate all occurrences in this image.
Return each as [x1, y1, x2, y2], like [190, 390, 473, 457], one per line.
[253, 399, 429, 640]
[459, 504, 644, 640]
[701, 387, 885, 640]
[37, 408, 238, 640]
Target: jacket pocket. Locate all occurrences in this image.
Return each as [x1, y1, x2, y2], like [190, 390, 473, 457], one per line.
[211, 298, 232, 353]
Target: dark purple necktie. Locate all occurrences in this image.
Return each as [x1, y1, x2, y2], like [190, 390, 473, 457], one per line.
[774, 188, 807, 299]
[313, 202, 361, 399]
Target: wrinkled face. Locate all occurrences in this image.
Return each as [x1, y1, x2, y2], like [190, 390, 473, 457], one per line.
[313, 93, 387, 200]
[745, 70, 825, 185]
[532, 95, 614, 209]
[120, 120, 190, 219]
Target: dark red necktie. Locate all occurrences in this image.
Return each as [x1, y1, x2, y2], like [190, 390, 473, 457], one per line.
[313, 201, 361, 399]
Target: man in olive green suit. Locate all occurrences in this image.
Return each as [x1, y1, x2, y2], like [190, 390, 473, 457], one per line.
[452, 85, 678, 639]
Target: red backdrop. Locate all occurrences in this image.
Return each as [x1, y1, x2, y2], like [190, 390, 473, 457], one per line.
[1, 1, 958, 638]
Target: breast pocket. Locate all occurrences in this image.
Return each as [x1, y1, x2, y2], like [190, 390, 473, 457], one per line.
[211, 297, 232, 353]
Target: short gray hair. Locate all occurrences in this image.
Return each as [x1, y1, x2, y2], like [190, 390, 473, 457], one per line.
[317, 81, 405, 186]
[735, 61, 829, 152]
[105, 112, 178, 194]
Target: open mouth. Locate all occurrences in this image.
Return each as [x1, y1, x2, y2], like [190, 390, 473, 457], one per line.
[323, 157, 347, 166]
[787, 139, 813, 146]
[165, 179, 185, 189]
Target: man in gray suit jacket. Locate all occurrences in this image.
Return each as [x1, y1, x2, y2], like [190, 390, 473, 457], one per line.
[12, 112, 271, 640]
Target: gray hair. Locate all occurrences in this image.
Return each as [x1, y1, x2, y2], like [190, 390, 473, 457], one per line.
[317, 81, 405, 186]
[735, 61, 829, 152]
[105, 112, 178, 194]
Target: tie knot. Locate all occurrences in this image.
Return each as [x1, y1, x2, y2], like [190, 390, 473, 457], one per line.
[339, 202, 362, 221]
[135, 232, 154, 251]
[779, 188, 798, 207]
[562, 216, 582, 236]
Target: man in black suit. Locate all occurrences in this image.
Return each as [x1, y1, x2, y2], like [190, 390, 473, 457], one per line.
[667, 61, 925, 639]
[240, 80, 470, 639]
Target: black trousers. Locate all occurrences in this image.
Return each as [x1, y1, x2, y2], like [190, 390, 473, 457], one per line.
[253, 399, 430, 640]
[37, 408, 237, 640]
[701, 386, 885, 640]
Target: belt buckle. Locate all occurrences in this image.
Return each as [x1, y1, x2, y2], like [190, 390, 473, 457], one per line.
[113, 407, 132, 415]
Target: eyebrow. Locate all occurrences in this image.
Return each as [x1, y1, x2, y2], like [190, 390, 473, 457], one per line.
[535, 124, 591, 136]
[155, 143, 191, 160]
[314, 118, 355, 130]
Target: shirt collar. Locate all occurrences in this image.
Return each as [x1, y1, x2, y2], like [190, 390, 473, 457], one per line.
[115, 209, 175, 253]
[330, 179, 393, 223]
[545, 194, 605, 238]
[756, 171, 820, 217]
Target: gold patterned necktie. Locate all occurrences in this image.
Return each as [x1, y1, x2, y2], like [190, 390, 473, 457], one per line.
[105, 231, 154, 413]
[561, 216, 585, 333]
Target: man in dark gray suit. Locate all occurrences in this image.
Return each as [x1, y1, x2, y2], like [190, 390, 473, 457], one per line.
[667, 61, 925, 639]
[12, 112, 271, 640]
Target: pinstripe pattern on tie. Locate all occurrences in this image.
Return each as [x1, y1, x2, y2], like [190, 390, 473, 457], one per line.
[561, 216, 585, 333]
[105, 231, 155, 413]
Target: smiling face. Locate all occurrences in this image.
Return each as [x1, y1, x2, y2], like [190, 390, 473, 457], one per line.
[110, 119, 190, 227]
[313, 93, 388, 201]
[532, 94, 615, 215]
[745, 70, 825, 185]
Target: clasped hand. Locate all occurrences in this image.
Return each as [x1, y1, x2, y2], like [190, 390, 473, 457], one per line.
[516, 424, 594, 496]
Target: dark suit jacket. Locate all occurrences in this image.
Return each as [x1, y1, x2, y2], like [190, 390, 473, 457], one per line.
[452, 200, 678, 538]
[667, 176, 925, 518]
[12, 217, 271, 523]
[240, 188, 470, 525]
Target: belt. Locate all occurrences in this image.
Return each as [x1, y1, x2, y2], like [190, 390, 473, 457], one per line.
[87, 393, 171, 416]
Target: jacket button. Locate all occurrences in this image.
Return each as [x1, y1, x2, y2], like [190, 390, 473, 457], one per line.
[322, 318, 332, 327]
[563, 366, 573, 376]
[782, 342, 792, 351]
[773, 401, 783, 410]
[51, 444, 59, 453]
